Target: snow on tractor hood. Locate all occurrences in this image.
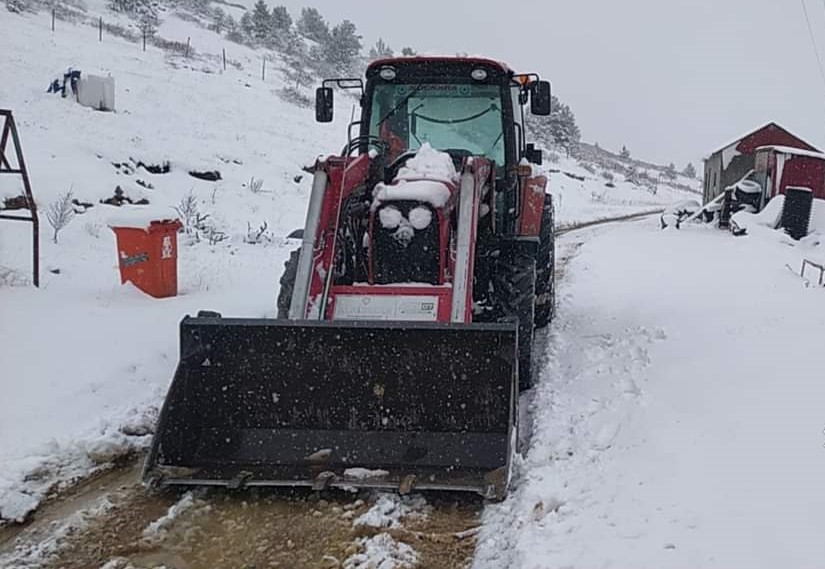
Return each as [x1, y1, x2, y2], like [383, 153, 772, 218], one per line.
[372, 144, 458, 209]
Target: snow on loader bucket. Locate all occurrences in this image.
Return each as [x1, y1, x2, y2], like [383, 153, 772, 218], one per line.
[143, 314, 518, 500]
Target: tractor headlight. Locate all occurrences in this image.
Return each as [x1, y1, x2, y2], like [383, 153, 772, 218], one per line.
[471, 68, 488, 81]
[379, 66, 397, 81]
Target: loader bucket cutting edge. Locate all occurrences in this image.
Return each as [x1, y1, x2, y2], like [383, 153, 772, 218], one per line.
[144, 315, 518, 499]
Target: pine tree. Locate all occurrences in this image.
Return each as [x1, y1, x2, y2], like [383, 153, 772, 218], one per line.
[297, 7, 329, 43]
[270, 5, 292, 43]
[401, 47, 416, 56]
[369, 38, 393, 60]
[525, 95, 581, 155]
[211, 7, 225, 33]
[620, 145, 631, 159]
[240, 12, 254, 39]
[225, 14, 243, 42]
[683, 162, 696, 179]
[664, 162, 677, 180]
[323, 19, 362, 74]
[250, 0, 271, 41]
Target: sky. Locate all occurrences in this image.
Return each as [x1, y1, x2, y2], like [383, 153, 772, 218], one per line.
[278, 0, 825, 168]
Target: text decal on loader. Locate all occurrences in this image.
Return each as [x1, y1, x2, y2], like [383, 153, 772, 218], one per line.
[333, 294, 440, 321]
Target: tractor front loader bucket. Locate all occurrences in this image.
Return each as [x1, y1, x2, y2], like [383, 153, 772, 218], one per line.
[144, 315, 518, 499]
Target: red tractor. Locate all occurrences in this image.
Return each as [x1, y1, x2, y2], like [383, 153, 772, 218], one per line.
[145, 57, 555, 500]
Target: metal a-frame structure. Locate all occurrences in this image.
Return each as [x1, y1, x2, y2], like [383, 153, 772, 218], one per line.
[0, 109, 39, 287]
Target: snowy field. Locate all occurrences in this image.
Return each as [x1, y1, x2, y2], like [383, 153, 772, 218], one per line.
[475, 218, 825, 568]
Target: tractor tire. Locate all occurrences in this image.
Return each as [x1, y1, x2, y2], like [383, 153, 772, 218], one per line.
[493, 250, 536, 391]
[276, 248, 300, 318]
[534, 194, 556, 329]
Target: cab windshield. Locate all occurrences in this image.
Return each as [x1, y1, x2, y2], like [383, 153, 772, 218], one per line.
[368, 82, 505, 167]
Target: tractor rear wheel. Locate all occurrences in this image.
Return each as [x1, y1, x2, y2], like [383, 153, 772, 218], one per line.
[534, 194, 555, 329]
[276, 248, 300, 318]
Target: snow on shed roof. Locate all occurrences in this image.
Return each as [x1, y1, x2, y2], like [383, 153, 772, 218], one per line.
[756, 145, 825, 160]
[706, 122, 818, 159]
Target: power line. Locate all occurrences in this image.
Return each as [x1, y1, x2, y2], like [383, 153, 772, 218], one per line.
[801, 0, 825, 90]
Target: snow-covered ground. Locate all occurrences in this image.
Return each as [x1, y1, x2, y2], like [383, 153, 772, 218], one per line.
[0, 6, 344, 521]
[475, 218, 825, 568]
[1, 0, 698, 529]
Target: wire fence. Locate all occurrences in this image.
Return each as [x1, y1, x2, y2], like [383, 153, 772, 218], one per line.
[31, 6, 312, 107]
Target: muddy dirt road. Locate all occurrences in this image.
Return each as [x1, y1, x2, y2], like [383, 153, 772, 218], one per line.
[0, 461, 481, 568]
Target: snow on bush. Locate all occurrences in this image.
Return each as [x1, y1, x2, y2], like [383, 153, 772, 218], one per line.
[46, 189, 76, 243]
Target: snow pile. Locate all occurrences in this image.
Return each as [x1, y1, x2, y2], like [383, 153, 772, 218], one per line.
[731, 194, 784, 233]
[373, 144, 456, 209]
[0, 403, 157, 523]
[343, 467, 390, 480]
[141, 491, 207, 544]
[343, 533, 418, 569]
[373, 179, 452, 208]
[396, 143, 459, 184]
[0, 496, 114, 568]
[809, 197, 825, 234]
[475, 219, 825, 568]
[354, 493, 430, 529]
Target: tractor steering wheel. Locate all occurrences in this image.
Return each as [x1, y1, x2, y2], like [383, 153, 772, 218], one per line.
[385, 150, 418, 181]
[341, 135, 388, 158]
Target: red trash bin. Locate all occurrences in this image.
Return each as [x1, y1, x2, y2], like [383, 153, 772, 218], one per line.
[110, 219, 183, 298]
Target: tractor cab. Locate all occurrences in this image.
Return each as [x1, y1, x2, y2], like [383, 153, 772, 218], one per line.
[316, 57, 551, 238]
[317, 57, 550, 173]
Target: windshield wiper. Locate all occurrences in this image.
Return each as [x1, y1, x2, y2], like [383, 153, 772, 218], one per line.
[376, 83, 426, 130]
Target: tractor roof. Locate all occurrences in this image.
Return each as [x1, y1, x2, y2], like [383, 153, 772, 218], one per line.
[367, 56, 514, 75]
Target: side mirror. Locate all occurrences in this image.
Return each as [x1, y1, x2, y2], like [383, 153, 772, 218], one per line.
[315, 87, 334, 123]
[530, 81, 551, 116]
[526, 143, 542, 165]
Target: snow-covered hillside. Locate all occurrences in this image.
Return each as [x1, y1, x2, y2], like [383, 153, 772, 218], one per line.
[0, 3, 698, 526]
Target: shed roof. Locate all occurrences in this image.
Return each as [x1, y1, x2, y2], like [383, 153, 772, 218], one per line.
[707, 122, 819, 159]
[756, 145, 825, 160]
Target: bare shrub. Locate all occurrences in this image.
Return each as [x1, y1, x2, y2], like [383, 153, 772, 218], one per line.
[173, 190, 226, 244]
[248, 177, 264, 194]
[173, 190, 200, 232]
[277, 86, 312, 108]
[46, 190, 75, 243]
[244, 221, 271, 244]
